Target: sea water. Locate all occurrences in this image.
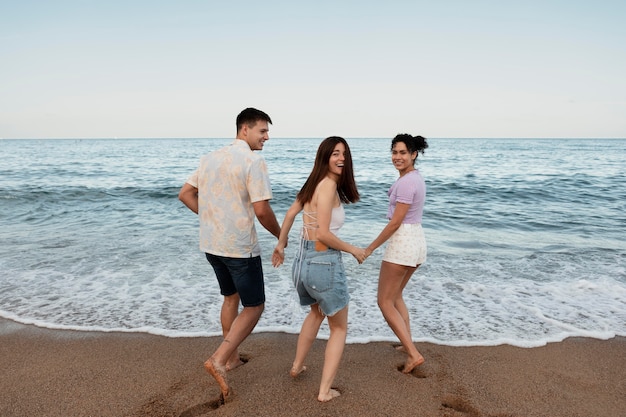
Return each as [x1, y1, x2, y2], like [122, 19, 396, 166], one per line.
[1, 138, 624, 347]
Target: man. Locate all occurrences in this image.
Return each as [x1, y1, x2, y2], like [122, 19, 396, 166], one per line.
[178, 107, 281, 399]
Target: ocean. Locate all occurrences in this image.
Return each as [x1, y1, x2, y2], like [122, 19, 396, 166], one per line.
[1, 138, 624, 347]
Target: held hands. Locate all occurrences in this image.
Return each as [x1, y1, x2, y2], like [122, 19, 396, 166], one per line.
[350, 246, 367, 264]
[275, 243, 370, 266]
[272, 246, 285, 267]
[352, 246, 375, 264]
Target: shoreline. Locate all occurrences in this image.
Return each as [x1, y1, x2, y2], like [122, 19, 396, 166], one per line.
[2, 315, 617, 348]
[1, 318, 625, 417]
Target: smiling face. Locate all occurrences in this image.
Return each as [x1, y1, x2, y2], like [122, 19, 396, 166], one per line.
[391, 141, 417, 176]
[328, 142, 346, 179]
[240, 120, 270, 151]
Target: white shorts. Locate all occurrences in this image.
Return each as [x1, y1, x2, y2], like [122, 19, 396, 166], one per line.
[382, 223, 427, 267]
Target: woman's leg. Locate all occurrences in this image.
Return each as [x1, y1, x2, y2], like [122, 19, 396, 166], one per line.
[394, 265, 418, 348]
[378, 261, 424, 372]
[291, 304, 325, 377]
[318, 306, 348, 402]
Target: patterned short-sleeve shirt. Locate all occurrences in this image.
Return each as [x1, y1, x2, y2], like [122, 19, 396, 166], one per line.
[186, 139, 273, 257]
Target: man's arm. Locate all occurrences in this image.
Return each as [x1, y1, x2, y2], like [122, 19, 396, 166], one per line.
[253, 200, 281, 239]
[178, 183, 199, 214]
[272, 199, 302, 266]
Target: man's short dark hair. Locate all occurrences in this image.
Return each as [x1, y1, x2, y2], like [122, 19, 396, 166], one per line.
[236, 108, 272, 132]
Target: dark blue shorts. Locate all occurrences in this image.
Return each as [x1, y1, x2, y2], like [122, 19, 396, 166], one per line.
[205, 253, 265, 307]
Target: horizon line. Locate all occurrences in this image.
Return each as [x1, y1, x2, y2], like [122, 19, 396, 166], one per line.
[2, 136, 625, 141]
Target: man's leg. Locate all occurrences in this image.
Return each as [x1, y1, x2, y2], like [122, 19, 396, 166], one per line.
[220, 293, 244, 370]
[204, 255, 265, 397]
[205, 304, 264, 396]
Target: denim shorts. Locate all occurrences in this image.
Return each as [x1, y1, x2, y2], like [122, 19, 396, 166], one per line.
[205, 253, 265, 307]
[291, 240, 349, 317]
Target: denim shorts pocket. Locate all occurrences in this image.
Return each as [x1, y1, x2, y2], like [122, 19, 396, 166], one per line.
[304, 256, 335, 293]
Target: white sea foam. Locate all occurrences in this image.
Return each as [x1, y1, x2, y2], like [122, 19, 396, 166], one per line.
[1, 229, 624, 347]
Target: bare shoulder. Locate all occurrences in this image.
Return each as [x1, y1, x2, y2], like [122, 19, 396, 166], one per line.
[313, 178, 339, 209]
[317, 177, 338, 193]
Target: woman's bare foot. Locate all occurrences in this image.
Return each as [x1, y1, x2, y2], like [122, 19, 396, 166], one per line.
[395, 344, 407, 353]
[318, 388, 341, 402]
[204, 357, 230, 397]
[290, 365, 307, 378]
[402, 354, 425, 374]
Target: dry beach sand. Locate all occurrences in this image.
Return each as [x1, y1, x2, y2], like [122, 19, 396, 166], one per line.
[1, 318, 624, 417]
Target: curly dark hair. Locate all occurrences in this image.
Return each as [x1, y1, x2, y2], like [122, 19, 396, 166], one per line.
[391, 134, 428, 165]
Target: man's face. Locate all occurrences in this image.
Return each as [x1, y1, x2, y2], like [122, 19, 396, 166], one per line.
[243, 120, 270, 151]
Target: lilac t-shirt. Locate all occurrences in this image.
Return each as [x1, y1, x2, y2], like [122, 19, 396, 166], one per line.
[387, 169, 426, 224]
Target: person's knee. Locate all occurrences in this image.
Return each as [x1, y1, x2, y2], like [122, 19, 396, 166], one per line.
[377, 296, 390, 310]
[244, 303, 264, 317]
[252, 302, 264, 311]
[328, 320, 347, 334]
[378, 298, 397, 318]
[224, 294, 240, 306]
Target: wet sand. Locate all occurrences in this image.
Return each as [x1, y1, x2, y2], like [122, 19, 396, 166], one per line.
[1, 318, 624, 417]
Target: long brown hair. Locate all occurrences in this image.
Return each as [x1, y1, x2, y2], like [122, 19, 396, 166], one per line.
[296, 136, 360, 205]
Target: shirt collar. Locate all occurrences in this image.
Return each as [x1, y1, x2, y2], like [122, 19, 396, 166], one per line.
[232, 138, 251, 150]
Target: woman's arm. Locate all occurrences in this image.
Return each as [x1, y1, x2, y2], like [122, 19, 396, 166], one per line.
[272, 199, 303, 267]
[365, 202, 410, 258]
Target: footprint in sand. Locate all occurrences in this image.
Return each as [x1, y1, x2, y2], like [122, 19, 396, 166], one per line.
[178, 399, 222, 417]
[441, 395, 481, 417]
[396, 363, 428, 378]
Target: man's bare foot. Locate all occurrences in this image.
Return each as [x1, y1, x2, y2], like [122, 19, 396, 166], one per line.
[395, 344, 407, 353]
[318, 388, 341, 402]
[402, 354, 425, 374]
[226, 350, 249, 371]
[226, 358, 244, 371]
[219, 387, 234, 404]
[204, 357, 230, 397]
[290, 365, 307, 378]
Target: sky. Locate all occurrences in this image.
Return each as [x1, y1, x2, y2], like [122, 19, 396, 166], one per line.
[1, 1, 625, 139]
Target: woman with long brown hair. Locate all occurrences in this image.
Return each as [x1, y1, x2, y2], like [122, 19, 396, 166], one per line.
[272, 136, 365, 402]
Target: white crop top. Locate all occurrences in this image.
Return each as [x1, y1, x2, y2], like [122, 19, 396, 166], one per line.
[302, 204, 345, 239]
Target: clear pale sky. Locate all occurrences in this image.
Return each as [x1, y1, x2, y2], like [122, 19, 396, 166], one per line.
[1, 1, 625, 139]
